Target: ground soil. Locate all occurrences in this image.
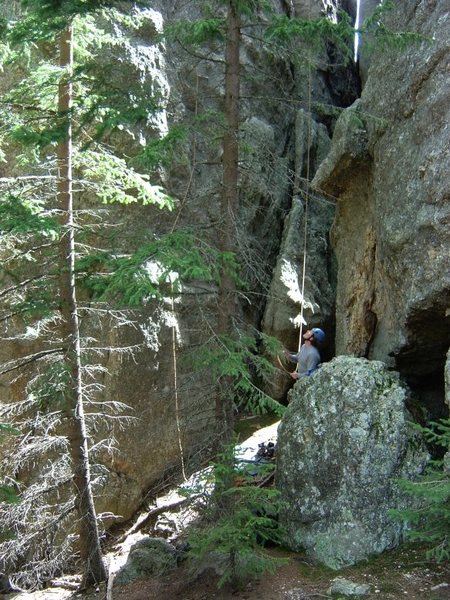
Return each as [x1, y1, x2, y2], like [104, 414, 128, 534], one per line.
[14, 543, 447, 600]
[109, 544, 449, 600]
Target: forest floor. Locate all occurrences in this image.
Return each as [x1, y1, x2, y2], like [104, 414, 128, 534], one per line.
[108, 543, 450, 600]
[4, 543, 449, 600]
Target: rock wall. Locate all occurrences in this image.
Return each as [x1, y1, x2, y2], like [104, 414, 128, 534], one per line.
[94, 0, 359, 516]
[261, 112, 336, 400]
[0, 1, 359, 521]
[313, 0, 450, 417]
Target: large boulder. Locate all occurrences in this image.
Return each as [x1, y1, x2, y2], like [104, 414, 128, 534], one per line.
[276, 356, 429, 568]
[114, 537, 177, 586]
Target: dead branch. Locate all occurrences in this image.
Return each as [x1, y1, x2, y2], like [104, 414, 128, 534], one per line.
[0, 348, 63, 376]
[0, 275, 50, 299]
[113, 494, 202, 546]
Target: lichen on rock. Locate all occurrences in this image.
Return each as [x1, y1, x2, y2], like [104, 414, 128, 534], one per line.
[276, 356, 429, 569]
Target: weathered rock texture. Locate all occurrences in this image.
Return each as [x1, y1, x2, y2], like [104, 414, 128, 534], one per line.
[357, 0, 382, 85]
[313, 0, 450, 416]
[262, 111, 336, 400]
[89, 0, 359, 517]
[0, 1, 359, 522]
[277, 356, 429, 568]
[114, 537, 177, 586]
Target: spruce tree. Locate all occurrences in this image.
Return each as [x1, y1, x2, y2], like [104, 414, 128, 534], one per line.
[56, 21, 106, 586]
[0, 0, 196, 588]
[217, 0, 242, 438]
[392, 419, 450, 563]
[186, 442, 286, 589]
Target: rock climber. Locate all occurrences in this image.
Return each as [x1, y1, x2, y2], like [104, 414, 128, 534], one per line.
[284, 327, 325, 380]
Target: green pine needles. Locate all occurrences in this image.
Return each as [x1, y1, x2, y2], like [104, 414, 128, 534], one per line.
[392, 418, 450, 563]
[0, 193, 59, 239]
[186, 443, 287, 589]
[360, 0, 426, 53]
[76, 231, 239, 306]
[192, 331, 286, 418]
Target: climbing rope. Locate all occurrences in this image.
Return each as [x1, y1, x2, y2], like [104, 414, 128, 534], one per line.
[295, 41, 313, 372]
[278, 0, 314, 377]
[277, 353, 295, 375]
[293, 0, 316, 375]
[170, 73, 199, 234]
[171, 289, 187, 481]
[167, 76, 201, 481]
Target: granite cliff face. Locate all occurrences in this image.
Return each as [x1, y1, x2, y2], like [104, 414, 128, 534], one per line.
[0, 1, 359, 521]
[93, 0, 360, 518]
[313, 0, 450, 416]
[97, 0, 449, 525]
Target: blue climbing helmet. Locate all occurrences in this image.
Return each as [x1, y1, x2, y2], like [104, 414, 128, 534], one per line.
[311, 327, 326, 344]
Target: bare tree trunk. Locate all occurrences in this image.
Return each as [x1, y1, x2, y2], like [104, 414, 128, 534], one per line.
[217, 0, 241, 440]
[57, 24, 107, 588]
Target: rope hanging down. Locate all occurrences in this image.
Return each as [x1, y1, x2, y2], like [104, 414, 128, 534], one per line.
[278, 1, 315, 377]
[171, 290, 187, 481]
[169, 76, 200, 480]
[295, 41, 314, 373]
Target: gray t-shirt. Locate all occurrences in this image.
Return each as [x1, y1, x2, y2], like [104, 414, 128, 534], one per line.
[287, 344, 321, 376]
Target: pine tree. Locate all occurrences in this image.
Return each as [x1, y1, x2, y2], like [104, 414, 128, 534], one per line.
[217, 0, 242, 439]
[56, 21, 106, 586]
[186, 442, 287, 589]
[0, 0, 204, 589]
[392, 419, 450, 563]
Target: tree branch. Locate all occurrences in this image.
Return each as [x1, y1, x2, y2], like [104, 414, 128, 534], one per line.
[0, 275, 51, 299]
[113, 494, 202, 546]
[0, 348, 63, 376]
